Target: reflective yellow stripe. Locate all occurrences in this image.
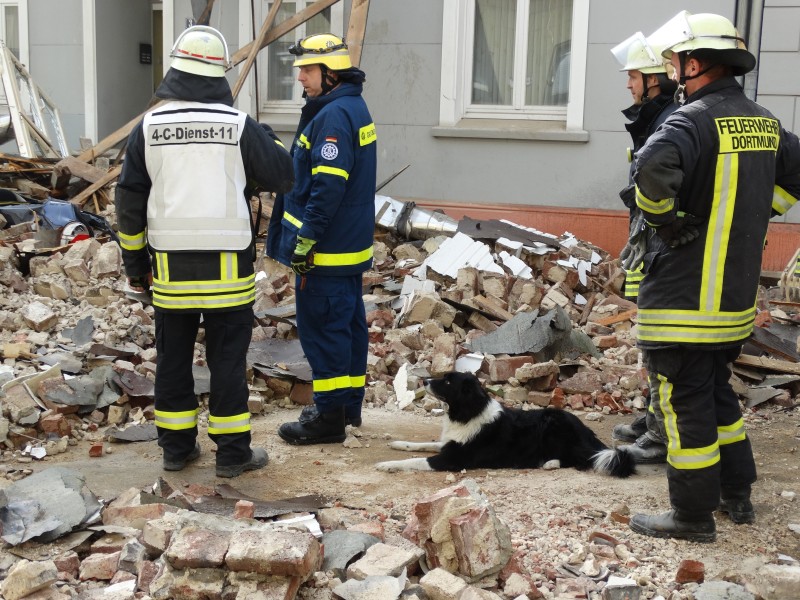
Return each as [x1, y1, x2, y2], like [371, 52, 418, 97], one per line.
[156, 252, 170, 282]
[314, 246, 373, 267]
[275, 138, 286, 149]
[208, 412, 251, 435]
[636, 186, 674, 215]
[359, 122, 377, 146]
[298, 134, 310, 149]
[312, 375, 366, 392]
[312, 165, 349, 180]
[718, 419, 746, 445]
[772, 186, 796, 215]
[154, 408, 199, 431]
[152, 290, 255, 310]
[655, 372, 721, 470]
[119, 230, 147, 251]
[668, 442, 720, 469]
[637, 305, 755, 344]
[284, 211, 303, 228]
[152, 275, 255, 294]
[313, 375, 352, 393]
[220, 252, 237, 281]
[701, 153, 737, 313]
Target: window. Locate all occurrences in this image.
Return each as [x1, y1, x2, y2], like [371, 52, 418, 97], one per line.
[0, 0, 27, 66]
[440, 0, 588, 131]
[257, 0, 343, 113]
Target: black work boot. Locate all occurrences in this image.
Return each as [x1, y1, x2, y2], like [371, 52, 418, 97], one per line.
[629, 510, 716, 543]
[718, 497, 755, 524]
[300, 404, 361, 427]
[612, 414, 648, 444]
[163, 442, 201, 471]
[279, 406, 346, 445]
[619, 433, 667, 464]
[216, 447, 269, 478]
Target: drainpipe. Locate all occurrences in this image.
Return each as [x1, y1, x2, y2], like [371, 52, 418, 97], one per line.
[736, 0, 764, 102]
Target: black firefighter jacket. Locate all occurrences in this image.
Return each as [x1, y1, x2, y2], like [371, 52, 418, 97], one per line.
[116, 69, 294, 312]
[633, 77, 800, 349]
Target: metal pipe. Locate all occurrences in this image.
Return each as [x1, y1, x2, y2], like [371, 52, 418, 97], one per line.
[374, 195, 458, 241]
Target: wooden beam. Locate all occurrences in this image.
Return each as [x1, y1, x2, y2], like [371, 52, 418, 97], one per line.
[345, 0, 370, 67]
[75, 0, 339, 165]
[69, 166, 122, 207]
[735, 354, 800, 376]
[196, 0, 216, 26]
[230, 0, 338, 64]
[231, 0, 282, 100]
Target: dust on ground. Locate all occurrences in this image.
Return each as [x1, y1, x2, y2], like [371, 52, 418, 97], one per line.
[20, 400, 800, 585]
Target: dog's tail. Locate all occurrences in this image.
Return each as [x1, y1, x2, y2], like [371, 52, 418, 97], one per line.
[592, 448, 636, 478]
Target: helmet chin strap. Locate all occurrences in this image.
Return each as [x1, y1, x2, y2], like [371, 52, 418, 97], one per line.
[674, 51, 717, 105]
[320, 65, 339, 95]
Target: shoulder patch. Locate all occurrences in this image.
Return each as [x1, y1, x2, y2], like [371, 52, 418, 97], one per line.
[320, 142, 339, 160]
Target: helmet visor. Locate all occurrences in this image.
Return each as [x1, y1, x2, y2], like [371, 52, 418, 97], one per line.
[611, 32, 660, 72]
[649, 11, 694, 59]
[288, 38, 348, 57]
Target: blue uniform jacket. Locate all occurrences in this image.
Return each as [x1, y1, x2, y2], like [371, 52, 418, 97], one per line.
[267, 82, 377, 276]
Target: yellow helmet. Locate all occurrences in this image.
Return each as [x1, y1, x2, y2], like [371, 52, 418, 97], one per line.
[611, 31, 670, 74]
[653, 11, 755, 75]
[170, 25, 231, 77]
[289, 34, 352, 70]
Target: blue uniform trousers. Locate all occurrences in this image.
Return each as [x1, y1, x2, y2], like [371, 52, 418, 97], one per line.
[295, 273, 368, 419]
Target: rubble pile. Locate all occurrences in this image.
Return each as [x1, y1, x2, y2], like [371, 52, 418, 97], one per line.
[0, 194, 799, 599]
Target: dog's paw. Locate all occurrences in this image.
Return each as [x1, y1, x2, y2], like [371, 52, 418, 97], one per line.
[376, 461, 401, 472]
[388, 441, 414, 451]
[542, 459, 561, 470]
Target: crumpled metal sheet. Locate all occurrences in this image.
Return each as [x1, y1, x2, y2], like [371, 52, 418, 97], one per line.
[247, 338, 312, 382]
[0, 467, 102, 545]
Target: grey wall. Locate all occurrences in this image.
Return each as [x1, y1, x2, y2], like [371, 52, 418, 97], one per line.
[95, 0, 152, 141]
[27, 0, 84, 152]
[359, 0, 737, 211]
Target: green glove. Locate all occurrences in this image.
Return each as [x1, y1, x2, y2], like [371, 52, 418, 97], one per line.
[291, 236, 317, 275]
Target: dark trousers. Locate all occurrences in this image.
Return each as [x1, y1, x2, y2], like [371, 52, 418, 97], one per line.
[155, 308, 253, 465]
[295, 273, 368, 418]
[643, 346, 757, 516]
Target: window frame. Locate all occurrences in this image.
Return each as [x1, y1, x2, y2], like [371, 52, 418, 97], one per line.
[254, 0, 344, 118]
[0, 0, 28, 67]
[439, 0, 587, 130]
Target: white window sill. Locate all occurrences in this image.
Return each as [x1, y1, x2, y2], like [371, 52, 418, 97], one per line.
[431, 119, 589, 142]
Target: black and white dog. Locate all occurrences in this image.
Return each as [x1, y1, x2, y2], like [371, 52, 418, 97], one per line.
[376, 371, 636, 478]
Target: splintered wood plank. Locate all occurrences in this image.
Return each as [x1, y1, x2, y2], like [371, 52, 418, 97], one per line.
[54, 156, 109, 184]
[590, 308, 637, 326]
[231, 0, 283, 100]
[69, 166, 121, 207]
[735, 354, 800, 375]
[346, 0, 370, 67]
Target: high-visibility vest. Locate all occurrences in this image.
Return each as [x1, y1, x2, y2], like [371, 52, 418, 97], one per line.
[143, 100, 251, 251]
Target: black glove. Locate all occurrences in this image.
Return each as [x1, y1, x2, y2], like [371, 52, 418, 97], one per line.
[620, 211, 647, 271]
[654, 212, 701, 249]
[618, 184, 636, 211]
[290, 236, 316, 275]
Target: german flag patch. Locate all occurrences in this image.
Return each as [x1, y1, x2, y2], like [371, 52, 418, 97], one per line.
[325, 136, 338, 143]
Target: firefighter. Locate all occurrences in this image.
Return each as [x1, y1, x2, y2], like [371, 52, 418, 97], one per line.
[623, 11, 800, 542]
[610, 31, 678, 464]
[116, 26, 294, 477]
[267, 34, 377, 445]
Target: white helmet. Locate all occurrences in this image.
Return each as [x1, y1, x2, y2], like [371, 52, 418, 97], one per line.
[611, 31, 669, 74]
[169, 25, 231, 77]
[652, 11, 755, 75]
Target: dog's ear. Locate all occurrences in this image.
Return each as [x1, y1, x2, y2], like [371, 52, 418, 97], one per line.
[463, 374, 484, 396]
